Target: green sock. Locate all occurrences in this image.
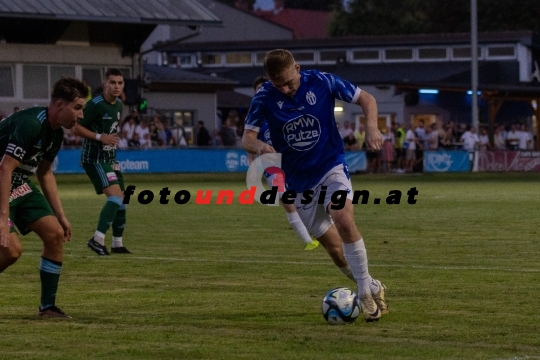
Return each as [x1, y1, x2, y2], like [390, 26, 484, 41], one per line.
[39, 257, 62, 309]
[112, 208, 126, 238]
[97, 199, 121, 234]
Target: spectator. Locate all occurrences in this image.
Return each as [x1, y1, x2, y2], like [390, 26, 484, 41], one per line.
[439, 124, 454, 149]
[339, 120, 353, 139]
[128, 132, 141, 148]
[405, 125, 418, 173]
[155, 118, 175, 147]
[117, 131, 128, 149]
[461, 126, 479, 152]
[353, 123, 366, 150]
[211, 128, 222, 147]
[494, 125, 507, 150]
[196, 120, 211, 146]
[135, 119, 151, 148]
[506, 124, 519, 150]
[343, 131, 358, 150]
[427, 123, 439, 150]
[518, 124, 533, 150]
[149, 118, 160, 146]
[63, 128, 83, 147]
[381, 128, 395, 173]
[220, 118, 236, 147]
[478, 127, 491, 150]
[122, 112, 138, 141]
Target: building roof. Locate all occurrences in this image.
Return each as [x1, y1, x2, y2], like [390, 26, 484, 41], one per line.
[165, 31, 540, 52]
[144, 64, 236, 92]
[254, 8, 332, 39]
[0, 0, 221, 26]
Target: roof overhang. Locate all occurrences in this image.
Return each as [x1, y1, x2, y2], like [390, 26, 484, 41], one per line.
[0, 0, 222, 54]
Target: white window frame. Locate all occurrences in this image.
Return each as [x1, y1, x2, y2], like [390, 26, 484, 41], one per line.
[224, 52, 253, 67]
[486, 45, 516, 60]
[417, 47, 449, 62]
[450, 46, 484, 61]
[383, 48, 414, 63]
[0, 64, 16, 100]
[318, 49, 348, 65]
[350, 48, 382, 63]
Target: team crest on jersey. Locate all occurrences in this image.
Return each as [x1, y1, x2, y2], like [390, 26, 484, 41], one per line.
[277, 101, 284, 109]
[283, 114, 321, 151]
[306, 91, 316, 105]
[103, 113, 113, 120]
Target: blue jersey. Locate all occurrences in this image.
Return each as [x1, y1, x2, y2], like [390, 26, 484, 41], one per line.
[257, 121, 272, 146]
[245, 69, 360, 192]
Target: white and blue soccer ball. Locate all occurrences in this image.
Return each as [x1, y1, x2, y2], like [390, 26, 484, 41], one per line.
[321, 287, 360, 325]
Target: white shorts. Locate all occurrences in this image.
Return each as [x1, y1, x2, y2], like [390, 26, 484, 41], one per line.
[293, 164, 354, 238]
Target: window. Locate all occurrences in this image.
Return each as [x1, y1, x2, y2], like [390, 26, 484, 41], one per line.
[352, 50, 380, 62]
[319, 50, 346, 63]
[452, 47, 482, 59]
[200, 54, 222, 65]
[161, 110, 195, 145]
[256, 52, 266, 64]
[384, 49, 413, 61]
[487, 46, 515, 58]
[225, 53, 252, 65]
[290, 51, 314, 63]
[177, 55, 193, 67]
[0, 65, 14, 97]
[418, 48, 447, 60]
[50, 66, 76, 84]
[23, 65, 48, 99]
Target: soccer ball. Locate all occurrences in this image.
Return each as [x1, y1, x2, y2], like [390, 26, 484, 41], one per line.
[321, 287, 360, 325]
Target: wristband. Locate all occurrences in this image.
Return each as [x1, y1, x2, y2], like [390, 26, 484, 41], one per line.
[95, 133, 102, 141]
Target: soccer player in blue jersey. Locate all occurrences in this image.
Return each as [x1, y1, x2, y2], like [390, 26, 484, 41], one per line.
[0, 77, 88, 318]
[242, 49, 388, 322]
[250, 76, 320, 251]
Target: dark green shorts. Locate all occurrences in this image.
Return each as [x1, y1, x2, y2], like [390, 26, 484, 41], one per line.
[9, 181, 54, 235]
[82, 163, 125, 194]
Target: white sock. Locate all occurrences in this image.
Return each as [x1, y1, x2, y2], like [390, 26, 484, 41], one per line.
[93, 231, 105, 246]
[286, 212, 312, 244]
[339, 265, 356, 283]
[112, 237, 123, 248]
[343, 239, 371, 295]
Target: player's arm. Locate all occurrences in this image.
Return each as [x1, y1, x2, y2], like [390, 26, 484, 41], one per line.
[0, 155, 20, 247]
[73, 103, 118, 146]
[73, 123, 118, 147]
[36, 160, 71, 242]
[242, 129, 275, 155]
[355, 90, 382, 151]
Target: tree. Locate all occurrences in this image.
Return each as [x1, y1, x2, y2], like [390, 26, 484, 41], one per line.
[329, 0, 540, 37]
[283, 0, 341, 11]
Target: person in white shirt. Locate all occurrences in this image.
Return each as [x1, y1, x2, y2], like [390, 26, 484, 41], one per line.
[478, 127, 490, 150]
[506, 124, 519, 150]
[517, 124, 532, 151]
[405, 126, 417, 172]
[493, 125, 507, 150]
[338, 120, 353, 139]
[135, 119, 151, 148]
[461, 126, 479, 152]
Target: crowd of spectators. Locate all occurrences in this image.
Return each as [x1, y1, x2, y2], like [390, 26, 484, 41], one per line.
[338, 119, 536, 174]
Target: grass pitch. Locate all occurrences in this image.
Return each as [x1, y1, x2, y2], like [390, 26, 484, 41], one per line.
[0, 172, 539, 360]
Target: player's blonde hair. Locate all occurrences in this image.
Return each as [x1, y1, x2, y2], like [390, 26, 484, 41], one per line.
[263, 49, 295, 79]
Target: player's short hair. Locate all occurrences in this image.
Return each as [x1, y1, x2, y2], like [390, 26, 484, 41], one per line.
[105, 68, 124, 79]
[252, 76, 268, 91]
[51, 77, 89, 103]
[263, 49, 295, 79]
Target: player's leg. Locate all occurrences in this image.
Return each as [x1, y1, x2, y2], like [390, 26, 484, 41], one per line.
[27, 215, 71, 318]
[0, 232, 22, 272]
[328, 200, 387, 317]
[83, 163, 122, 255]
[281, 202, 319, 250]
[315, 225, 354, 281]
[109, 170, 130, 254]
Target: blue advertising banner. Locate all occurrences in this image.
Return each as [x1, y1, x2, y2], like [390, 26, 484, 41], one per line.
[423, 150, 470, 172]
[53, 149, 368, 174]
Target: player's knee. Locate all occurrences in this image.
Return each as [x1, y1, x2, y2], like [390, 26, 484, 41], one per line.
[0, 245, 22, 268]
[42, 226, 65, 248]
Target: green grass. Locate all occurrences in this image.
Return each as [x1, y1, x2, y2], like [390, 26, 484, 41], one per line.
[1, 172, 539, 360]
